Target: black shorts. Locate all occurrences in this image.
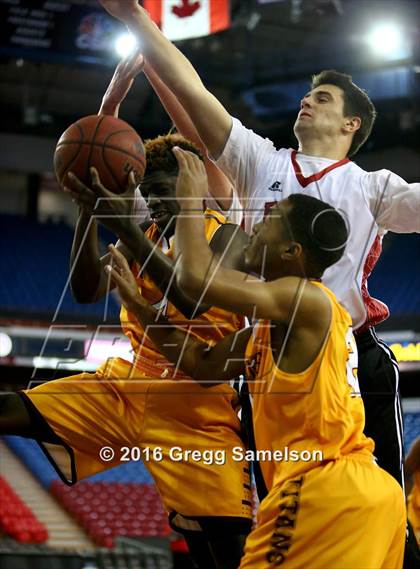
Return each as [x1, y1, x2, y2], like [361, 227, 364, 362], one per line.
[355, 327, 404, 486]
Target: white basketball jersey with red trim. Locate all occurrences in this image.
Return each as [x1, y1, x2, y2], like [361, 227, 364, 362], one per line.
[216, 118, 416, 330]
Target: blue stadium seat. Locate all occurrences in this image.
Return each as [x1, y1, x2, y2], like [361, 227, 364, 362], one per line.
[0, 214, 119, 319]
[3, 436, 59, 489]
[89, 461, 152, 484]
[404, 412, 420, 451]
[369, 233, 420, 315]
[3, 436, 152, 487]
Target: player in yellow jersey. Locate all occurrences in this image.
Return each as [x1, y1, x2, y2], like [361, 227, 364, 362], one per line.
[406, 437, 420, 545]
[0, 62, 253, 566]
[106, 147, 407, 568]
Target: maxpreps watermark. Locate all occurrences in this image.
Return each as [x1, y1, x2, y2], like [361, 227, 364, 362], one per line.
[99, 446, 323, 465]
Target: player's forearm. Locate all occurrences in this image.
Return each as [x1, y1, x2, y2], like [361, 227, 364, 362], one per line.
[119, 223, 209, 317]
[145, 64, 201, 146]
[144, 64, 232, 208]
[203, 159, 233, 210]
[123, 8, 231, 158]
[175, 204, 218, 294]
[125, 10, 202, 102]
[98, 99, 120, 117]
[130, 296, 212, 381]
[70, 211, 103, 303]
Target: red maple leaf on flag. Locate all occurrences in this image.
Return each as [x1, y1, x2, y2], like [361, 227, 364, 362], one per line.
[172, 0, 201, 18]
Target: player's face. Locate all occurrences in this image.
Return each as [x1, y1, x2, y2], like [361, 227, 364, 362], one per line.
[140, 172, 180, 235]
[293, 84, 347, 142]
[244, 200, 292, 279]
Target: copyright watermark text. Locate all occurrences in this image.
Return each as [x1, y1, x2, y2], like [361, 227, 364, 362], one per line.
[99, 446, 323, 466]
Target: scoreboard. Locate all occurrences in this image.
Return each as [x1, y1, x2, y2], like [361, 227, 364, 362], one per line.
[0, 0, 124, 66]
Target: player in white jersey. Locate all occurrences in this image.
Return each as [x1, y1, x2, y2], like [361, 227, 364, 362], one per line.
[98, 1, 420, 565]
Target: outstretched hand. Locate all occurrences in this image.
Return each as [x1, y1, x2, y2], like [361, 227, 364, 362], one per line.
[172, 147, 208, 209]
[64, 168, 137, 236]
[99, 50, 145, 117]
[105, 244, 145, 312]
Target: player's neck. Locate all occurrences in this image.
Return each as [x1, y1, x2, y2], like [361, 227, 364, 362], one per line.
[298, 138, 348, 161]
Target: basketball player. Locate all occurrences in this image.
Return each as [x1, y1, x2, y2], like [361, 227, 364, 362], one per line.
[0, 133, 252, 569]
[104, 146, 406, 568]
[406, 437, 420, 545]
[97, 2, 420, 562]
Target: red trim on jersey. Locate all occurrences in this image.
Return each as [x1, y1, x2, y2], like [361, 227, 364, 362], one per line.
[264, 201, 277, 217]
[291, 150, 350, 188]
[355, 235, 389, 334]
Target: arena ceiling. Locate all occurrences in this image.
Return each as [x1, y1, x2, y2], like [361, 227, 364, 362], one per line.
[0, 0, 419, 147]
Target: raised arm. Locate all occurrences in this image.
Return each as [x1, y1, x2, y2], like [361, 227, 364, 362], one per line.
[99, 50, 145, 117]
[172, 147, 329, 323]
[366, 170, 420, 233]
[144, 64, 234, 208]
[67, 168, 245, 318]
[98, 0, 232, 160]
[67, 173, 135, 303]
[69, 208, 107, 303]
[68, 54, 143, 303]
[105, 245, 250, 384]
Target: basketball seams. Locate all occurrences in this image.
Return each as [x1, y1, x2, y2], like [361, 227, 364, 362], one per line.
[104, 129, 146, 156]
[87, 115, 106, 182]
[54, 116, 146, 193]
[59, 121, 84, 185]
[56, 140, 146, 166]
[102, 145, 123, 192]
[104, 128, 146, 166]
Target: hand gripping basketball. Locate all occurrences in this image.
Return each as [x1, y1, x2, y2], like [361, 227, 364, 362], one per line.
[65, 167, 137, 236]
[54, 115, 146, 194]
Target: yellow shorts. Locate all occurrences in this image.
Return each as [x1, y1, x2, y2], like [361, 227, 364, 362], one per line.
[240, 457, 406, 569]
[22, 357, 252, 523]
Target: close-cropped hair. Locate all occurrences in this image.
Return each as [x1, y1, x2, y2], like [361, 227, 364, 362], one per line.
[311, 69, 377, 156]
[285, 194, 348, 274]
[144, 133, 204, 177]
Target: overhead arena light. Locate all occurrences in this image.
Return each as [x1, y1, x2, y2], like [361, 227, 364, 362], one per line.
[0, 332, 13, 357]
[114, 33, 137, 58]
[366, 23, 406, 58]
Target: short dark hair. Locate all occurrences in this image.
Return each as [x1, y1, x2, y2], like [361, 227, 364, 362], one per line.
[285, 194, 348, 275]
[144, 133, 204, 177]
[311, 70, 377, 156]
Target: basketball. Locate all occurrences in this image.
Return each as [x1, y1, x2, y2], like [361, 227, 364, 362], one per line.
[54, 115, 146, 194]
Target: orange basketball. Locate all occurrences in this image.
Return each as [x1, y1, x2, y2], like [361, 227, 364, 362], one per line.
[54, 115, 146, 194]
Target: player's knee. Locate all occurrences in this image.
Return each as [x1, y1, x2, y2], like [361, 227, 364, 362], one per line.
[0, 393, 31, 433]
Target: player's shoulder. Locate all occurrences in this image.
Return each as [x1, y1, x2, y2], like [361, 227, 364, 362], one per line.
[356, 166, 400, 194]
[231, 117, 288, 156]
[271, 276, 331, 315]
[350, 159, 395, 182]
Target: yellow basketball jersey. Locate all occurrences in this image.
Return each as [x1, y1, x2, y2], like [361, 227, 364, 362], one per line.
[120, 209, 245, 375]
[245, 280, 375, 490]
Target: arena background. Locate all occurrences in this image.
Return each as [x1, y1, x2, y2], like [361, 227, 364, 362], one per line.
[0, 0, 419, 567]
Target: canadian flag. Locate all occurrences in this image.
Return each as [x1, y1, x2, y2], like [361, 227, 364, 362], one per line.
[143, 0, 230, 41]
